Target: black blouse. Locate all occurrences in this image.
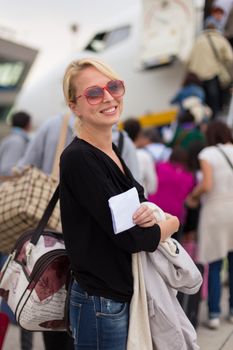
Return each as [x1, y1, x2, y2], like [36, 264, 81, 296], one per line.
[59, 137, 161, 302]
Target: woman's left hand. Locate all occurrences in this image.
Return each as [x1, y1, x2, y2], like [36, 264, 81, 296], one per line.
[185, 193, 200, 209]
[133, 204, 157, 228]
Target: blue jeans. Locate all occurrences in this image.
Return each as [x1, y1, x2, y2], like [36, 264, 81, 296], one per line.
[208, 252, 233, 318]
[69, 280, 129, 350]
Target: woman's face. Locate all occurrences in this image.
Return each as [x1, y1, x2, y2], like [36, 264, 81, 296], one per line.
[70, 66, 123, 128]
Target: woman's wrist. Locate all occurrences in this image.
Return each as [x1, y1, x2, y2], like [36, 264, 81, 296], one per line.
[159, 215, 179, 242]
[190, 189, 201, 200]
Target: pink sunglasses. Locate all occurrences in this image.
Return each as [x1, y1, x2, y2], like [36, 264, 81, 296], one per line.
[76, 80, 125, 105]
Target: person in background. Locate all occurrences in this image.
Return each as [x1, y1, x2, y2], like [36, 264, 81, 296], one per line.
[168, 110, 206, 150]
[186, 121, 233, 329]
[170, 72, 206, 113]
[0, 111, 33, 350]
[187, 20, 233, 118]
[122, 118, 157, 197]
[204, 6, 225, 32]
[139, 127, 172, 163]
[148, 146, 195, 241]
[59, 57, 179, 349]
[0, 111, 31, 177]
[213, 0, 233, 25]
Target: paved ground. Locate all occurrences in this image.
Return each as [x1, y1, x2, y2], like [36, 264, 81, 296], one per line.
[197, 286, 233, 350]
[3, 328, 44, 350]
[2, 286, 233, 349]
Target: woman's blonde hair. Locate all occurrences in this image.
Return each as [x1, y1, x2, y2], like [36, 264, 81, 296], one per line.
[63, 57, 121, 105]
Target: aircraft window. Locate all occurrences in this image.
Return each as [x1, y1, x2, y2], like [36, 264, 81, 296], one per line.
[86, 33, 106, 52]
[85, 26, 130, 52]
[105, 26, 130, 47]
[0, 61, 25, 89]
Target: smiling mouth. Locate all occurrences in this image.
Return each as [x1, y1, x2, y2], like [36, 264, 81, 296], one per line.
[100, 106, 117, 114]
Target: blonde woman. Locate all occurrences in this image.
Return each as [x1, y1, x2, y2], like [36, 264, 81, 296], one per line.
[60, 58, 179, 349]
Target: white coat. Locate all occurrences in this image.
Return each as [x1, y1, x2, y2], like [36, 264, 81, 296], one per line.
[127, 203, 202, 350]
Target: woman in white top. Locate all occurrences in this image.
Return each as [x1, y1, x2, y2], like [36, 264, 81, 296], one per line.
[187, 120, 233, 329]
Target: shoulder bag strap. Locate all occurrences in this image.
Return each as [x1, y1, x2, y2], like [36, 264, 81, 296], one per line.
[216, 145, 233, 170]
[30, 185, 60, 245]
[206, 34, 233, 84]
[206, 34, 232, 76]
[51, 113, 70, 179]
[206, 33, 221, 63]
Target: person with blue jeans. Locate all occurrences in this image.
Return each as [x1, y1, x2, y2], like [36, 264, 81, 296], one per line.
[208, 252, 233, 320]
[187, 121, 233, 329]
[59, 57, 179, 349]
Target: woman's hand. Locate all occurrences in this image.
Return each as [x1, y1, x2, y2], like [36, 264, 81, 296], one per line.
[133, 204, 157, 228]
[185, 193, 200, 209]
[158, 215, 180, 242]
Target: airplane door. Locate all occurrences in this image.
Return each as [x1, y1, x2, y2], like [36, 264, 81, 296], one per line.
[139, 0, 204, 69]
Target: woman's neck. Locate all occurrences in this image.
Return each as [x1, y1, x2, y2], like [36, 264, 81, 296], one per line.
[79, 125, 113, 153]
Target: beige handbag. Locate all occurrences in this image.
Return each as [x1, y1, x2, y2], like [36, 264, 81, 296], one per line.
[0, 114, 70, 254]
[206, 34, 233, 88]
[218, 64, 233, 88]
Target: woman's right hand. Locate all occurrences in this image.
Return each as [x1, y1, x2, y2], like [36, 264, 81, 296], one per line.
[133, 204, 157, 228]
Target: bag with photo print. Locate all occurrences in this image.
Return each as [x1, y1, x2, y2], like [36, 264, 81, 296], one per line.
[0, 186, 71, 332]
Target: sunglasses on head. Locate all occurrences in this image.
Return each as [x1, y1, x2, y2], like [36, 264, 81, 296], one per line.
[76, 80, 125, 105]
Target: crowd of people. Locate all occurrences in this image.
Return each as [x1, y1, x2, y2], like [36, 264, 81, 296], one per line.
[122, 115, 233, 332]
[0, 2, 233, 349]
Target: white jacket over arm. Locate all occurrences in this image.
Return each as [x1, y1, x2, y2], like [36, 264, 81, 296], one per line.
[127, 203, 202, 350]
[141, 240, 202, 350]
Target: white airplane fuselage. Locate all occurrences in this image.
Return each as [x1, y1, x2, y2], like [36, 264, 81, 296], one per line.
[12, 0, 204, 127]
